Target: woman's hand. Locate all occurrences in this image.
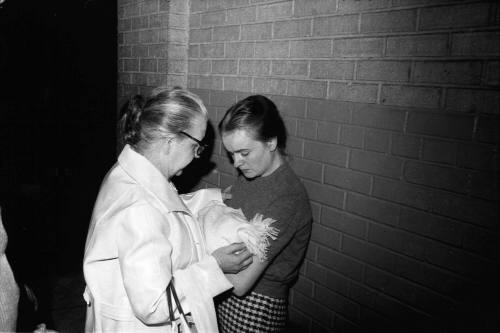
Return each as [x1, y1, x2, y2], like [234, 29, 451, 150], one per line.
[212, 242, 253, 274]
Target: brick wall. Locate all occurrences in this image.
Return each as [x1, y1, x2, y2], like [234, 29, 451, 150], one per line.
[117, 0, 499, 331]
[186, 0, 499, 332]
[117, 0, 189, 105]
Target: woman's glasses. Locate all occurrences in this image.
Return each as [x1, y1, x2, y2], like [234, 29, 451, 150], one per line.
[179, 131, 208, 158]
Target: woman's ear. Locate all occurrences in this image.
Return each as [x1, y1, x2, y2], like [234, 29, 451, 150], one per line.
[266, 137, 278, 151]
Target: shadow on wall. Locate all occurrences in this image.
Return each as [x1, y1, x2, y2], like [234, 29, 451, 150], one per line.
[173, 120, 218, 194]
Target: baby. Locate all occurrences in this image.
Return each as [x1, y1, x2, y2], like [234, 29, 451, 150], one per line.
[182, 189, 278, 261]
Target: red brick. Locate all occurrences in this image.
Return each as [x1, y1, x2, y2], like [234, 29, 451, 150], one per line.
[476, 114, 499, 144]
[399, 208, 463, 246]
[306, 261, 350, 296]
[469, 171, 498, 200]
[213, 25, 240, 41]
[364, 129, 390, 153]
[344, 235, 397, 271]
[432, 191, 498, 228]
[462, 225, 497, 258]
[257, 1, 292, 21]
[225, 42, 254, 58]
[422, 139, 456, 165]
[318, 247, 364, 281]
[131, 16, 149, 30]
[317, 121, 340, 143]
[420, 3, 491, 30]
[387, 34, 448, 57]
[373, 177, 434, 211]
[381, 85, 441, 109]
[312, 224, 341, 250]
[254, 77, 287, 95]
[271, 61, 308, 77]
[131, 73, 147, 85]
[227, 6, 257, 24]
[209, 90, 238, 107]
[188, 59, 210, 74]
[207, 0, 248, 10]
[313, 15, 358, 36]
[239, 60, 270, 75]
[190, 28, 211, 43]
[333, 38, 384, 57]
[349, 282, 376, 308]
[391, 134, 421, 159]
[485, 61, 500, 85]
[310, 60, 354, 80]
[139, 58, 157, 72]
[223, 77, 253, 92]
[241, 22, 273, 40]
[407, 112, 474, 140]
[346, 193, 400, 226]
[288, 80, 328, 99]
[284, 118, 297, 136]
[201, 10, 226, 27]
[200, 43, 225, 57]
[123, 3, 140, 18]
[290, 158, 323, 182]
[456, 143, 497, 171]
[139, 29, 159, 43]
[350, 150, 403, 179]
[294, 0, 337, 17]
[255, 41, 289, 58]
[361, 9, 416, 33]
[166, 60, 187, 74]
[340, 0, 391, 12]
[124, 59, 139, 72]
[274, 19, 312, 38]
[414, 61, 482, 85]
[294, 276, 314, 297]
[352, 104, 406, 131]
[287, 137, 304, 157]
[357, 61, 411, 82]
[324, 165, 372, 194]
[119, 46, 132, 58]
[189, 13, 201, 28]
[340, 125, 364, 148]
[149, 44, 167, 57]
[304, 141, 348, 167]
[303, 180, 345, 209]
[445, 88, 500, 114]
[123, 31, 139, 44]
[393, 256, 472, 301]
[292, 291, 333, 328]
[297, 119, 317, 139]
[321, 207, 367, 239]
[118, 18, 132, 32]
[196, 75, 223, 90]
[211, 59, 237, 74]
[290, 39, 331, 58]
[273, 95, 307, 118]
[329, 83, 378, 103]
[451, 31, 500, 56]
[307, 99, 351, 123]
[315, 285, 360, 322]
[404, 161, 470, 194]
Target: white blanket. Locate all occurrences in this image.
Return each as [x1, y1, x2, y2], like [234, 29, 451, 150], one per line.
[182, 189, 278, 261]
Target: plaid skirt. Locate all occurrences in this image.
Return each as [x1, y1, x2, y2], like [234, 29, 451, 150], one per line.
[217, 291, 288, 333]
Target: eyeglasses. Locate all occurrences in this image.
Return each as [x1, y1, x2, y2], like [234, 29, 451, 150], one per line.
[179, 131, 208, 158]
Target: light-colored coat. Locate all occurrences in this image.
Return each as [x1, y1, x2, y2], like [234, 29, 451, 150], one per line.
[1, 207, 19, 332]
[83, 145, 231, 332]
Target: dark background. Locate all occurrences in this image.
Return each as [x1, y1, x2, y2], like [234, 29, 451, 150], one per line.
[1, 0, 116, 328]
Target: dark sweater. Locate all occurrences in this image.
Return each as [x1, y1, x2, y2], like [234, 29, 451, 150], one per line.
[226, 161, 312, 298]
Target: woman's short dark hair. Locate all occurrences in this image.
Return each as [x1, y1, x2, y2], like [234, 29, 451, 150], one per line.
[118, 87, 207, 152]
[218, 95, 287, 152]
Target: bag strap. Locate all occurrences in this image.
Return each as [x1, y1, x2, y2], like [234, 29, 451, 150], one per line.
[168, 277, 195, 328]
[166, 281, 175, 323]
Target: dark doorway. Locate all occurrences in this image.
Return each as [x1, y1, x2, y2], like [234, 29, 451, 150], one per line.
[1, 0, 116, 329]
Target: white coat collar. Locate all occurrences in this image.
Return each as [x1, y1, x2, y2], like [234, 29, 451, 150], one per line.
[118, 144, 189, 213]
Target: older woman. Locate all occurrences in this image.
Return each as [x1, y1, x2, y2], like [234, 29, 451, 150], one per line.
[83, 87, 252, 332]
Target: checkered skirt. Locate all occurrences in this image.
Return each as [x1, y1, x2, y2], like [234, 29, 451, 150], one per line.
[217, 291, 288, 333]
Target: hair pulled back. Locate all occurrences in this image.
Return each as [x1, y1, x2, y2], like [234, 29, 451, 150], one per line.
[119, 87, 207, 151]
[218, 95, 287, 152]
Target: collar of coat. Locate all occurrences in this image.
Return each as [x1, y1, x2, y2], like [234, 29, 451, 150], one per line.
[118, 144, 189, 214]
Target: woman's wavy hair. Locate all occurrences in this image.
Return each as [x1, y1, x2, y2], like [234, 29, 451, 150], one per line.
[118, 87, 207, 152]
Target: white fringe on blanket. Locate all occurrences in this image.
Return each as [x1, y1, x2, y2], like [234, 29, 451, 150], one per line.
[198, 201, 279, 262]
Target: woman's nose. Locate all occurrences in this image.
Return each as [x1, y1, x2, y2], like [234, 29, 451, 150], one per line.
[233, 155, 243, 168]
